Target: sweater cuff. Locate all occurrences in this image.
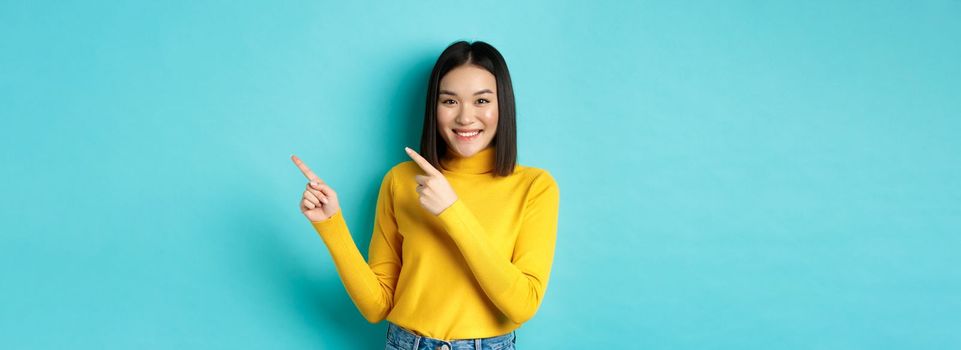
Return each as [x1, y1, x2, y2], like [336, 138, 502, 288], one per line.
[437, 199, 466, 224]
[311, 210, 347, 237]
[437, 199, 476, 242]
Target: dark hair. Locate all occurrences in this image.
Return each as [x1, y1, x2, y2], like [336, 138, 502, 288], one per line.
[419, 40, 517, 177]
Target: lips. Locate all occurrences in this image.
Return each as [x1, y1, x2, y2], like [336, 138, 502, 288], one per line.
[453, 129, 483, 141]
[454, 129, 482, 137]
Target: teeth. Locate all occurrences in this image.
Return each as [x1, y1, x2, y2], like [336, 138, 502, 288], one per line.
[456, 130, 480, 137]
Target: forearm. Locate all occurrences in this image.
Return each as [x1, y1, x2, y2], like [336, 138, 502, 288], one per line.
[437, 199, 550, 324]
[311, 210, 392, 323]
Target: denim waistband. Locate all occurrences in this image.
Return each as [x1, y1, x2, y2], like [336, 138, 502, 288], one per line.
[386, 321, 516, 350]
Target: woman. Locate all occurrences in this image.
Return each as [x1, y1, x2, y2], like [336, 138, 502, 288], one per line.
[290, 41, 559, 350]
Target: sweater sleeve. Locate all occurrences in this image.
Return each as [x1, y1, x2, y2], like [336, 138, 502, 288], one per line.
[310, 170, 403, 323]
[436, 170, 560, 324]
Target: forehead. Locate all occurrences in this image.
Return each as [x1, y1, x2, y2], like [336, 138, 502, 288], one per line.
[439, 65, 496, 93]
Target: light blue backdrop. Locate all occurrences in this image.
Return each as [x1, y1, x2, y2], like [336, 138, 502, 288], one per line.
[2, 1, 959, 349]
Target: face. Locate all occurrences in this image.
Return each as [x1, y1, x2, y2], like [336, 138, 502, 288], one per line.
[437, 64, 499, 158]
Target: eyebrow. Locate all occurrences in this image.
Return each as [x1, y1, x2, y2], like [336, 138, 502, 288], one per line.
[439, 89, 494, 96]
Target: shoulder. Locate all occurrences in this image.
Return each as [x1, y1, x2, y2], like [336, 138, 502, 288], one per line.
[513, 164, 556, 182]
[380, 160, 421, 183]
[374, 161, 420, 197]
[389, 160, 421, 176]
[513, 164, 559, 193]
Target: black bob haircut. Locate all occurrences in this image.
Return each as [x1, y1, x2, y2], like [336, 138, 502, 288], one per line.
[419, 40, 517, 177]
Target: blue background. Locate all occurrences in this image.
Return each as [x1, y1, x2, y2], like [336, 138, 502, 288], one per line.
[2, 1, 960, 348]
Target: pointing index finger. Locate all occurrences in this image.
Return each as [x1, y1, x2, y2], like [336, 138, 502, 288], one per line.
[290, 154, 322, 182]
[405, 147, 440, 176]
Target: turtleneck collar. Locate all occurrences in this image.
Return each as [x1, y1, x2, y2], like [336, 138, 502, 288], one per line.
[440, 146, 496, 174]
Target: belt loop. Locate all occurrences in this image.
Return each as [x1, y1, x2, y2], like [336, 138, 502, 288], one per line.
[411, 334, 420, 350]
[474, 338, 481, 349]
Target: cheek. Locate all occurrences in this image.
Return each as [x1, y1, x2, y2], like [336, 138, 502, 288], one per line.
[483, 109, 498, 128]
[436, 109, 455, 127]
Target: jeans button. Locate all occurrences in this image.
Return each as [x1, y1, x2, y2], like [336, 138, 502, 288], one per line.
[436, 345, 449, 350]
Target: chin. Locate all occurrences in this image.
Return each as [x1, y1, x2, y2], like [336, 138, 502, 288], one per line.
[452, 147, 472, 157]
[443, 134, 493, 157]
[447, 145, 473, 157]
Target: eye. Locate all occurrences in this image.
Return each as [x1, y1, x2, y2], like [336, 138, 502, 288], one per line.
[441, 99, 457, 105]
[477, 98, 490, 104]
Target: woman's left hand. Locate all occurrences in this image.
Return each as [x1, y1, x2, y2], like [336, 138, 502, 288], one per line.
[405, 147, 458, 216]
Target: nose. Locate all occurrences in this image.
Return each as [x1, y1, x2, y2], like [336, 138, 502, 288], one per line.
[455, 106, 478, 125]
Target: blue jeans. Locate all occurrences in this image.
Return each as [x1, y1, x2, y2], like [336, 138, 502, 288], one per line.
[385, 322, 517, 350]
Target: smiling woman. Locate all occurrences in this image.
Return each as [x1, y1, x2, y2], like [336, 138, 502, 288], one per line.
[294, 40, 559, 350]
[437, 66, 498, 159]
[421, 41, 518, 177]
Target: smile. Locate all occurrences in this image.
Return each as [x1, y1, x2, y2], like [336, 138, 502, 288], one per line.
[453, 129, 483, 141]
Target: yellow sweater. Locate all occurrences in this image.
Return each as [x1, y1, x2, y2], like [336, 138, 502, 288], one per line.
[310, 146, 560, 340]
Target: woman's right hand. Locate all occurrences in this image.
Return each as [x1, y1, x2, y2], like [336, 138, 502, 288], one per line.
[291, 154, 341, 222]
